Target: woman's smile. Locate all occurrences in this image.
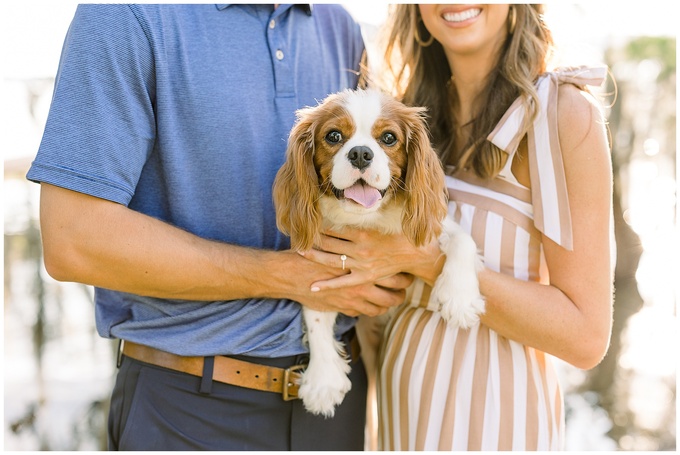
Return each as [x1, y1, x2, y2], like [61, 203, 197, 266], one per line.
[442, 7, 482, 25]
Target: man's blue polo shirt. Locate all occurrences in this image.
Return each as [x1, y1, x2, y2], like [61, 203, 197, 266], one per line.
[27, 4, 365, 357]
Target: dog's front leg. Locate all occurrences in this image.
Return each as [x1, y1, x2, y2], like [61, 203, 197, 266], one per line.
[299, 308, 352, 417]
[432, 217, 486, 328]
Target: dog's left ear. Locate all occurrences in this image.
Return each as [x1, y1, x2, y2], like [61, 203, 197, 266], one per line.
[402, 108, 448, 247]
[273, 110, 323, 251]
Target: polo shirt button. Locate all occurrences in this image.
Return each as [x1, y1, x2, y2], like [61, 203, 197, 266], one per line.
[275, 49, 284, 60]
[269, 19, 276, 29]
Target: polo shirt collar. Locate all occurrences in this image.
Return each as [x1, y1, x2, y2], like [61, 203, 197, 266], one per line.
[216, 4, 313, 15]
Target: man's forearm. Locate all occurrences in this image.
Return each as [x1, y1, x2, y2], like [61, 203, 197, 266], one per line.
[39, 183, 294, 301]
[39, 183, 410, 316]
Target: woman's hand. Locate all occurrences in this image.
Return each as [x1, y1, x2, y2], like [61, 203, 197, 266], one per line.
[299, 225, 445, 292]
[279, 249, 413, 317]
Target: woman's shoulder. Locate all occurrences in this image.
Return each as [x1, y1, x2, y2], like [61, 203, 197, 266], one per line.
[556, 82, 606, 153]
[534, 66, 608, 150]
[552, 83, 611, 200]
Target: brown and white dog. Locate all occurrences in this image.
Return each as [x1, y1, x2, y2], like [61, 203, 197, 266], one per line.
[273, 88, 484, 417]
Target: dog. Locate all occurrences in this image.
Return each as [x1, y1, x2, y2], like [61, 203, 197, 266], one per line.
[273, 88, 484, 417]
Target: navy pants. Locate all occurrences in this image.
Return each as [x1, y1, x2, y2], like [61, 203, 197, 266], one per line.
[108, 352, 367, 450]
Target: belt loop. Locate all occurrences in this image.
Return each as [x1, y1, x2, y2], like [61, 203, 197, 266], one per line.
[200, 356, 215, 394]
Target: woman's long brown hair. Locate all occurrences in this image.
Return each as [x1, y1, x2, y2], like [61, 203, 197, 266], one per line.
[381, 4, 554, 178]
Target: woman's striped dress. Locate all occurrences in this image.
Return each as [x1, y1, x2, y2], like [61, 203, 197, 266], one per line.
[377, 67, 607, 451]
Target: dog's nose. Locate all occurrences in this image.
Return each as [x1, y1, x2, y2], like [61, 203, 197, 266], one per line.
[347, 146, 374, 171]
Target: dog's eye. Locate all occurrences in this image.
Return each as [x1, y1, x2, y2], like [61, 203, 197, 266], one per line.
[381, 132, 397, 146]
[325, 130, 343, 144]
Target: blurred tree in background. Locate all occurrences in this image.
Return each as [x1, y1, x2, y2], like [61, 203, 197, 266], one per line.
[578, 36, 676, 450]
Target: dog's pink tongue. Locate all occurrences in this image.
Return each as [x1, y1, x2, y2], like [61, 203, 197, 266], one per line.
[344, 182, 382, 208]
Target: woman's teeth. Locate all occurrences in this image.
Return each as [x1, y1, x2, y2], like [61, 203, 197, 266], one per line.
[443, 8, 482, 23]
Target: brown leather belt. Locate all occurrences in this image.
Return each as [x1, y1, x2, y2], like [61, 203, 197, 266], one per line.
[121, 335, 360, 401]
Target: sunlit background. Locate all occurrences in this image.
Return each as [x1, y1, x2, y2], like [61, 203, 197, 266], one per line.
[3, 2, 677, 450]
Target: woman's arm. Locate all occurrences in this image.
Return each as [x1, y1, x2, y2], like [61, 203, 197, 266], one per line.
[39, 183, 410, 316]
[479, 85, 614, 369]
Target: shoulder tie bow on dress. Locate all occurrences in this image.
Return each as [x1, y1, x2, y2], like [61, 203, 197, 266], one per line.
[486, 65, 607, 251]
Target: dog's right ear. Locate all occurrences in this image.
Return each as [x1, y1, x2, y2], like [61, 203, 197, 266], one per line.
[273, 111, 323, 251]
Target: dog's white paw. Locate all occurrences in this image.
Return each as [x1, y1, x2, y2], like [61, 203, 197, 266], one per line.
[433, 273, 485, 329]
[434, 218, 485, 328]
[298, 356, 352, 418]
